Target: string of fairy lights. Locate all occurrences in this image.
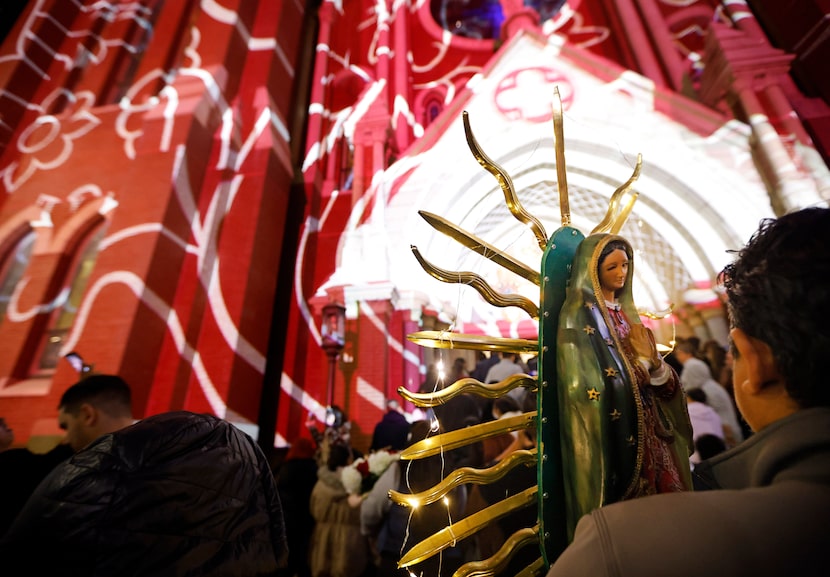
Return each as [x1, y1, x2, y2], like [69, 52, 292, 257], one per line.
[396, 132, 550, 576]
[403, 352, 452, 577]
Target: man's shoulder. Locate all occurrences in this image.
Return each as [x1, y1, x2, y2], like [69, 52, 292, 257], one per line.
[600, 481, 824, 518]
[549, 484, 830, 577]
[111, 411, 249, 456]
[609, 482, 830, 543]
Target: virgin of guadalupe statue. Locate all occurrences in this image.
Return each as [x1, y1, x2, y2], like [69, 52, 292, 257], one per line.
[556, 234, 693, 540]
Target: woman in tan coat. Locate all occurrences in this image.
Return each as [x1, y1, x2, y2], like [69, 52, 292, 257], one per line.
[309, 443, 369, 577]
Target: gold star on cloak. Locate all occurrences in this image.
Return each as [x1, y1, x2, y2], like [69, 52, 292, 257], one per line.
[584, 301, 594, 310]
[610, 409, 621, 421]
[605, 367, 619, 377]
[583, 325, 596, 335]
[627, 435, 636, 446]
[587, 387, 600, 401]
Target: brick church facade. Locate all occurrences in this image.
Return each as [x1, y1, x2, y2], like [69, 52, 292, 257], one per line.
[0, 0, 827, 453]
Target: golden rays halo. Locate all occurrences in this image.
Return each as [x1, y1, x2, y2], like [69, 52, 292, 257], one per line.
[400, 88, 646, 576]
[390, 449, 537, 508]
[399, 374, 537, 407]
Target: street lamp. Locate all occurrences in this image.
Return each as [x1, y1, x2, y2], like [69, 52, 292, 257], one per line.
[321, 301, 346, 407]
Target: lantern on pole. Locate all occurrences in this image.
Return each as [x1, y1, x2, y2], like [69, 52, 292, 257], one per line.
[321, 302, 346, 407]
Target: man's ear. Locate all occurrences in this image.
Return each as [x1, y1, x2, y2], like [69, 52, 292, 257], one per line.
[731, 328, 780, 392]
[78, 402, 99, 426]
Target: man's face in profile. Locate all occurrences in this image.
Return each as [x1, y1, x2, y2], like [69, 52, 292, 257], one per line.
[58, 406, 94, 452]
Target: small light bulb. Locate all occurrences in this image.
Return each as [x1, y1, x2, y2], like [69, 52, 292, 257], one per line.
[443, 496, 450, 507]
[430, 418, 440, 432]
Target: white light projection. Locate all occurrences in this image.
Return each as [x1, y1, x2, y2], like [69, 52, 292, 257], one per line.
[58, 128, 274, 416]
[360, 297, 422, 371]
[541, 2, 610, 49]
[0, 0, 153, 80]
[303, 0, 495, 175]
[0, 1, 299, 416]
[0, 0, 153, 175]
[7, 278, 70, 323]
[1, 90, 101, 192]
[107, 5, 297, 387]
[61, 270, 228, 415]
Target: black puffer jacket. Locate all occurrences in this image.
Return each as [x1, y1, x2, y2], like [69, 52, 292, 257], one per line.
[1, 411, 288, 576]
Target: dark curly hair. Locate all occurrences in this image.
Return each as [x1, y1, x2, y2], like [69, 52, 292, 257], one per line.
[719, 206, 830, 408]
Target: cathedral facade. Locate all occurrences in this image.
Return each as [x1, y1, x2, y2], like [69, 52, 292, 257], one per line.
[0, 0, 827, 451]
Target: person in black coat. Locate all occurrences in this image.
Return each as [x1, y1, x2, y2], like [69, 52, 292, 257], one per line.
[0, 411, 288, 577]
[0, 374, 134, 538]
[0, 440, 73, 537]
[276, 437, 318, 577]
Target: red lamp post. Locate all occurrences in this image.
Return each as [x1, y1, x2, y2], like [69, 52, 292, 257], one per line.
[321, 302, 346, 407]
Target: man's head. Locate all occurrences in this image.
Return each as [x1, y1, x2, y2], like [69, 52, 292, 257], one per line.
[58, 374, 133, 451]
[686, 388, 707, 405]
[720, 207, 830, 430]
[681, 357, 714, 390]
[673, 340, 697, 364]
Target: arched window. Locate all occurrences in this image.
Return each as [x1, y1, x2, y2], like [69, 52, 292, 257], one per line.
[430, 0, 504, 39]
[36, 226, 106, 373]
[429, 0, 566, 39]
[0, 230, 35, 325]
[425, 98, 443, 127]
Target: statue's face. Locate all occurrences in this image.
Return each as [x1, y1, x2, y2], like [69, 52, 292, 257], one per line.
[599, 248, 629, 295]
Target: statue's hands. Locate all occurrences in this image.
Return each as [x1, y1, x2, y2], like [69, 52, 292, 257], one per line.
[629, 324, 661, 371]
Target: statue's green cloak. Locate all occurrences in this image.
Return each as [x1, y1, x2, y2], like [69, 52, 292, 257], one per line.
[556, 234, 693, 541]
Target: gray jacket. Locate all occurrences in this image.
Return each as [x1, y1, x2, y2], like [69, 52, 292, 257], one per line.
[547, 407, 830, 577]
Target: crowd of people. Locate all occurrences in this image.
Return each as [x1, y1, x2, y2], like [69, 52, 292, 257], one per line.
[0, 207, 828, 577]
[272, 334, 754, 577]
[290, 379, 539, 577]
[670, 336, 746, 463]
